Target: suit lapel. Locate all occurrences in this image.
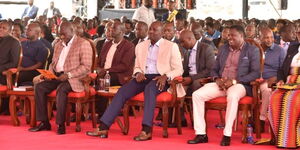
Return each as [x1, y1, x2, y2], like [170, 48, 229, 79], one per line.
[196, 42, 201, 72]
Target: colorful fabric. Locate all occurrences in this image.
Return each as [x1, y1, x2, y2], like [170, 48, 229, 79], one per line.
[269, 69, 300, 148]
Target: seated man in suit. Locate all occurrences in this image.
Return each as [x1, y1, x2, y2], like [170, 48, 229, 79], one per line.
[28, 21, 93, 135]
[0, 21, 21, 115]
[95, 21, 113, 56]
[124, 20, 136, 41]
[163, 22, 179, 43]
[187, 25, 260, 146]
[94, 21, 135, 119]
[18, 23, 48, 85]
[86, 21, 184, 141]
[132, 21, 148, 46]
[21, 0, 39, 19]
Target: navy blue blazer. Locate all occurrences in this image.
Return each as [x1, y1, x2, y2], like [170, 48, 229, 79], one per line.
[211, 42, 260, 96]
[21, 5, 39, 19]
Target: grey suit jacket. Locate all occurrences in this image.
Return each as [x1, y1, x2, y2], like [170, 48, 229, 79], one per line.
[183, 41, 215, 81]
[211, 42, 260, 96]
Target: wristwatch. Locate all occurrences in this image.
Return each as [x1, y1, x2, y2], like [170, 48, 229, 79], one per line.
[232, 79, 237, 85]
[67, 72, 72, 79]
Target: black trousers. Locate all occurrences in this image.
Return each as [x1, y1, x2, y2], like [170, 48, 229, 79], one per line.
[18, 70, 40, 86]
[35, 79, 72, 125]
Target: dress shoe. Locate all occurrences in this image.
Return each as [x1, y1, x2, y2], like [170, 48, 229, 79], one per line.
[57, 125, 66, 135]
[133, 131, 152, 141]
[220, 136, 231, 146]
[86, 128, 108, 138]
[187, 134, 208, 144]
[28, 122, 51, 132]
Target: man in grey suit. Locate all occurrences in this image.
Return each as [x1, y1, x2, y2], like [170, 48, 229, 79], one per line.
[21, 0, 39, 19]
[43, 1, 62, 18]
[187, 25, 260, 146]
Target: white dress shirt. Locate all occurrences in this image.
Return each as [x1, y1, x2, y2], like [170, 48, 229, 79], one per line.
[56, 36, 75, 72]
[132, 5, 155, 26]
[47, 8, 54, 18]
[188, 41, 198, 75]
[104, 40, 121, 69]
[145, 39, 161, 74]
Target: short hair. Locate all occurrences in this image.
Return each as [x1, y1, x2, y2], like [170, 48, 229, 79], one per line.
[205, 22, 214, 29]
[124, 20, 134, 29]
[279, 24, 295, 34]
[230, 25, 245, 37]
[136, 21, 148, 30]
[13, 22, 24, 34]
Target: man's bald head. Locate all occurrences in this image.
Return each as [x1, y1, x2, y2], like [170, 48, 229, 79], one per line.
[179, 30, 197, 49]
[26, 23, 41, 41]
[189, 22, 203, 40]
[148, 21, 164, 44]
[259, 27, 274, 48]
[59, 21, 75, 44]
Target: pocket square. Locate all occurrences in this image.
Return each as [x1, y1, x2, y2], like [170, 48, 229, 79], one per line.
[242, 57, 249, 60]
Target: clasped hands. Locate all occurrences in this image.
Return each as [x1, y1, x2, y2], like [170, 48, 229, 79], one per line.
[135, 72, 168, 91]
[215, 78, 235, 90]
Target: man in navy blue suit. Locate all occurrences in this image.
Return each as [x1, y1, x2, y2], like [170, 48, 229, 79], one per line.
[21, 0, 39, 19]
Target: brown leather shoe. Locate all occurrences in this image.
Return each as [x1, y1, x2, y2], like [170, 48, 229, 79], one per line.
[133, 131, 152, 141]
[86, 128, 108, 138]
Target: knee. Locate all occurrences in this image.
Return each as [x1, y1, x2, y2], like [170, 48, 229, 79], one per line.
[56, 83, 71, 94]
[35, 81, 46, 92]
[192, 90, 203, 102]
[144, 81, 157, 93]
[226, 94, 241, 103]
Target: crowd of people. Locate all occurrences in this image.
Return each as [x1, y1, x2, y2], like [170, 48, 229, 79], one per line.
[0, 0, 299, 149]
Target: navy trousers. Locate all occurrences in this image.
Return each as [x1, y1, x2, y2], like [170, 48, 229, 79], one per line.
[100, 74, 168, 128]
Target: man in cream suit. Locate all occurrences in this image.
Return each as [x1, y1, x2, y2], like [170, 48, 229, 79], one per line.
[28, 21, 93, 135]
[86, 21, 184, 141]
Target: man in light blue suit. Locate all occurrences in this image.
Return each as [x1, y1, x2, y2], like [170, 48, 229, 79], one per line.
[188, 25, 260, 146]
[21, 0, 39, 19]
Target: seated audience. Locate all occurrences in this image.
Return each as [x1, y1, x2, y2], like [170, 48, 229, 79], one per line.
[132, 21, 148, 46]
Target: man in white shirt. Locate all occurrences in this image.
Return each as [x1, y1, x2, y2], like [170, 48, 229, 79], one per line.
[132, 0, 156, 26]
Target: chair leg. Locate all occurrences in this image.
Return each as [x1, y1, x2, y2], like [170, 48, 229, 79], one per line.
[24, 99, 30, 124]
[130, 106, 137, 118]
[234, 111, 239, 131]
[91, 98, 96, 128]
[188, 99, 193, 126]
[241, 108, 248, 143]
[175, 103, 182, 135]
[75, 102, 82, 132]
[123, 103, 130, 135]
[253, 103, 261, 138]
[9, 95, 20, 126]
[66, 103, 71, 126]
[28, 96, 36, 127]
[162, 105, 169, 138]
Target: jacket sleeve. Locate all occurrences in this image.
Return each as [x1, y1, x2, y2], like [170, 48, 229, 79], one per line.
[165, 43, 184, 79]
[109, 42, 135, 73]
[0, 40, 21, 73]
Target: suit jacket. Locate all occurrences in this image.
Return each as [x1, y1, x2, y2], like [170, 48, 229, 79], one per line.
[278, 43, 300, 82]
[211, 42, 260, 96]
[49, 36, 93, 92]
[95, 39, 107, 57]
[43, 8, 61, 17]
[183, 42, 215, 81]
[133, 38, 185, 97]
[124, 32, 136, 41]
[132, 38, 139, 46]
[21, 5, 39, 19]
[99, 39, 135, 85]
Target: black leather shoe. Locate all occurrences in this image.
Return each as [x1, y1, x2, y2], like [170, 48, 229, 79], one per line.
[187, 134, 208, 144]
[220, 136, 231, 146]
[28, 122, 51, 132]
[57, 125, 66, 135]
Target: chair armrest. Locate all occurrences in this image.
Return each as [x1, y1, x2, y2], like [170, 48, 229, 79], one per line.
[79, 73, 96, 99]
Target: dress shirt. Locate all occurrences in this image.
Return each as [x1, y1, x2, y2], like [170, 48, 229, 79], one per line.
[25, 6, 33, 17]
[221, 43, 243, 79]
[145, 39, 161, 74]
[104, 40, 121, 69]
[204, 30, 221, 40]
[21, 39, 48, 68]
[138, 37, 148, 43]
[132, 5, 155, 26]
[262, 43, 285, 79]
[47, 8, 54, 18]
[56, 36, 75, 72]
[280, 40, 290, 52]
[188, 41, 198, 75]
[291, 46, 300, 67]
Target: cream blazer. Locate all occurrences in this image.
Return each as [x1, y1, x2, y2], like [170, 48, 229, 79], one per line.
[133, 39, 186, 97]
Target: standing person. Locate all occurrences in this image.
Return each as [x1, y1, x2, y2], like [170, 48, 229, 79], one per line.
[86, 21, 184, 141]
[28, 21, 93, 135]
[187, 25, 260, 146]
[43, 1, 62, 18]
[132, 0, 155, 26]
[21, 0, 39, 19]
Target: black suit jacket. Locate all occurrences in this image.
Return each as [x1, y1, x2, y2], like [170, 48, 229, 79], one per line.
[278, 42, 300, 82]
[99, 39, 135, 84]
[182, 41, 215, 81]
[124, 32, 136, 41]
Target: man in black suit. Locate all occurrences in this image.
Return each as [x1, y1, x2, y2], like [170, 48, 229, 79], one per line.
[95, 22, 113, 56]
[124, 20, 136, 41]
[132, 21, 148, 46]
[43, 1, 62, 18]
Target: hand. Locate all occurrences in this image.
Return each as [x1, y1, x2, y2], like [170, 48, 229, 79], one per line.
[276, 80, 284, 87]
[135, 72, 146, 82]
[2, 71, 7, 75]
[57, 74, 68, 81]
[267, 77, 277, 88]
[223, 79, 234, 89]
[215, 78, 226, 90]
[153, 75, 168, 91]
[182, 77, 192, 86]
[96, 68, 106, 78]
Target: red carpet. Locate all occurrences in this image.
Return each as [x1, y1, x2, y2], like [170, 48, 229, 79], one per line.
[0, 110, 278, 150]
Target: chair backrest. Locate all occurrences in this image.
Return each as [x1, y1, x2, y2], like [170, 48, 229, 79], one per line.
[44, 48, 51, 70]
[245, 38, 265, 78]
[6, 47, 23, 89]
[85, 38, 97, 73]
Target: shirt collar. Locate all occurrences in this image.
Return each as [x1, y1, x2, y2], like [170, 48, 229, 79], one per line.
[229, 42, 244, 52]
[150, 38, 162, 47]
[191, 41, 198, 51]
[171, 36, 176, 42]
[268, 43, 275, 51]
[62, 35, 75, 47]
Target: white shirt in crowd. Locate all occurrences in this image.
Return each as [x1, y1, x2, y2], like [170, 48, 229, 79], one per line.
[132, 5, 155, 26]
[56, 36, 75, 72]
